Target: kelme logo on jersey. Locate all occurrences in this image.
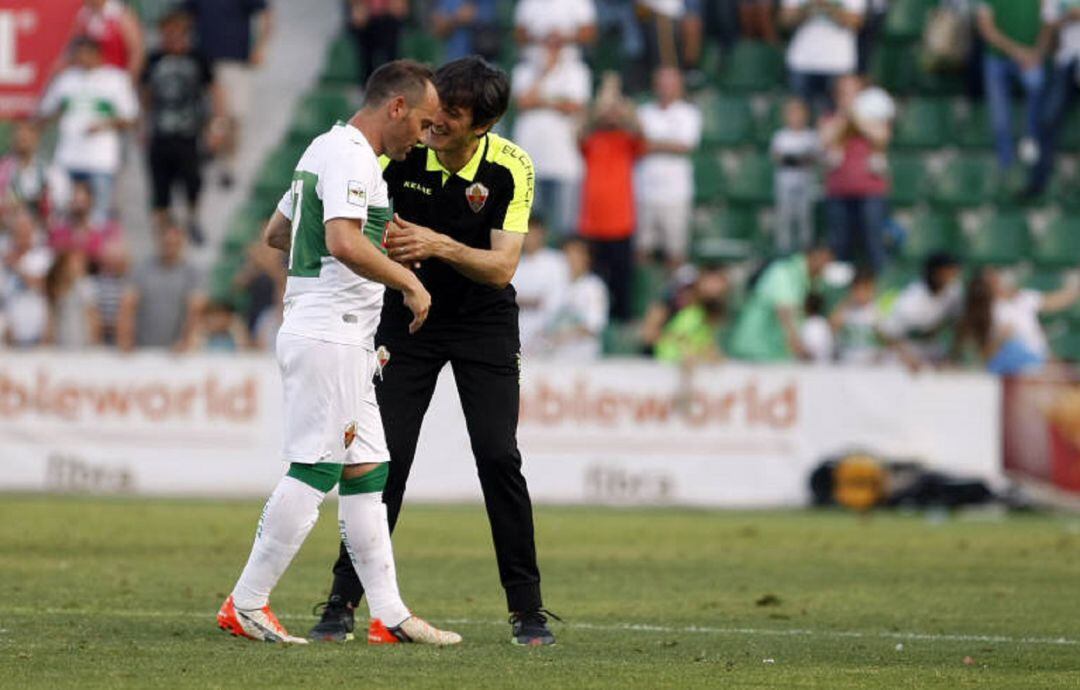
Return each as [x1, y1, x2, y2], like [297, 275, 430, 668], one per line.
[344, 421, 358, 450]
[465, 182, 489, 213]
[347, 180, 366, 207]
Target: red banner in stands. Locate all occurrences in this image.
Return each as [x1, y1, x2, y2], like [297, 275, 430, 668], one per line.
[0, 0, 82, 118]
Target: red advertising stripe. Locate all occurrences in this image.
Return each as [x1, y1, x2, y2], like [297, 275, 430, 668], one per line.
[0, 0, 82, 118]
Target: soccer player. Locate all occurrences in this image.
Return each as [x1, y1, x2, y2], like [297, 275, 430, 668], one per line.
[215, 60, 460, 646]
[308, 57, 558, 646]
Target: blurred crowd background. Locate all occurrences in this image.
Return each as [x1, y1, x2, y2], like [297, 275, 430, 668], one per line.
[5, 0, 1080, 377]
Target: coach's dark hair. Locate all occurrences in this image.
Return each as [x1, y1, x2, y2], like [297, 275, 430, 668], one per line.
[434, 57, 510, 131]
[364, 60, 434, 109]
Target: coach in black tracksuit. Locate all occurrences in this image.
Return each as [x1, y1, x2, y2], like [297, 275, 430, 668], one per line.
[309, 57, 556, 646]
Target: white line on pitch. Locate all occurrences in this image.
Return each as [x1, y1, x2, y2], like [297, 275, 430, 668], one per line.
[0, 608, 1076, 647]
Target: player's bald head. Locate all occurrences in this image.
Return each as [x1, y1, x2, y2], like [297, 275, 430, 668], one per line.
[363, 60, 436, 109]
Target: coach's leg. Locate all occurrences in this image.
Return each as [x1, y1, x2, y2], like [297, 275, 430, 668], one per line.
[450, 335, 543, 613]
[328, 341, 446, 608]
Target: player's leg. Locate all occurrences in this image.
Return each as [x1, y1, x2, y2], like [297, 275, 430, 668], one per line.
[335, 347, 460, 646]
[449, 336, 556, 646]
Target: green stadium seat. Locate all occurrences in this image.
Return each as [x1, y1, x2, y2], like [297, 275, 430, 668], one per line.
[402, 31, 443, 64]
[632, 264, 667, 318]
[928, 154, 999, 207]
[320, 36, 359, 87]
[953, 102, 1019, 150]
[288, 89, 353, 144]
[1059, 109, 1080, 149]
[887, 153, 927, 207]
[1050, 329, 1080, 362]
[899, 210, 963, 263]
[1032, 216, 1080, 268]
[719, 41, 784, 93]
[754, 99, 783, 148]
[965, 212, 1032, 264]
[725, 153, 774, 206]
[870, 42, 918, 94]
[892, 98, 951, 149]
[699, 93, 755, 148]
[1050, 166, 1080, 208]
[885, 0, 934, 41]
[602, 323, 644, 356]
[691, 208, 759, 262]
[693, 151, 726, 205]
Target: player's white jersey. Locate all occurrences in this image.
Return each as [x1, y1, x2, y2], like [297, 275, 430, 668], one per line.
[277, 122, 390, 349]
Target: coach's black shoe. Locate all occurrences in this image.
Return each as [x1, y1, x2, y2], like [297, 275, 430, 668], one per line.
[308, 595, 355, 642]
[509, 608, 561, 646]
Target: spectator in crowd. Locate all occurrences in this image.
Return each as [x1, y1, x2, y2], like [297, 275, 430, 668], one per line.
[512, 37, 591, 238]
[47, 180, 123, 268]
[117, 219, 205, 351]
[879, 252, 963, 371]
[771, 96, 821, 254]
[346, 0, 409, 83]
[858, 0, 889, 74]
[578, 72, 643, 321]
[541, 238, 609, 359]
[514, 0, 597, 67]
[92, 237, 130, 346]
[44, 251, 100, 349]
[0, 121, 70, 221]
[72, 0, 145, 80]
[38, 37, 139, 227]
[1027, 1, 1080, 196]
[639, 262, 701, 354]
[975, 0, 1051, 172]
[513, 217, 569, 356]
[432, 0, 502, 62]
[780, 0, 866, 115]
[681, 0, 706, 79]
[831, 267, 881, 364]
[654, 264, 728, 364]
[195, 300, 251, 352]
[957, 266, 1080, 374]
[800, 292, 834, 362]
[727, 244, 834, 361]
[184, 0, 274, 188]
[820, 75, 893, 273]
[636, 0, 688, 70]
[232, 238, 286, 347]
[635, 67, 702, 271]
[1, 207, 53, 347]
[142, 10, 225, 245]
[739, 0, 779, 43]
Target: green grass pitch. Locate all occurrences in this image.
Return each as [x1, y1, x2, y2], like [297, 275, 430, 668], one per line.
[2, 495, 1080, 688]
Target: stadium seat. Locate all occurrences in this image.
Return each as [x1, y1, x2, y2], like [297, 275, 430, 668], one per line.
[288, 89, 353, 144]
[632, 264, 667, 318]
[887, 153, 927, 207]
[718, 41, 784, 93]
[1050, 329, 1080, 362]
[402, 31, 443, 65]
[965, 212, 1032, 264]
[320, 36, 359, 87]
[892, 98, 951, 149]
[699, 93, 755, 148]
[691, 208, 759, 262]
[693, 151, 726, 205]
[1050, 166, 1080, 208]
[602, 323, 644, 356]
[870, 42, 918, 94]
[928, 154, 999, 207]
[724, 153, 774, 206]
[1059, 109, 1080, 149]
[1032, 216, 1080, 268]
[915, 67, 967, 97]
[754, 99, 783, 148]
[884, 0, 934, 41]
[898, 210, 963, 263]
[953, 102, 1019, 150]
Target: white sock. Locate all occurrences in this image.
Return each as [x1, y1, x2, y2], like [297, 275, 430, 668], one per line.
[338, 492, 411, 626]
[231, 476, 324, 610]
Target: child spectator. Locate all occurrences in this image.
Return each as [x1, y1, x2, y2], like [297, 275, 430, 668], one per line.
[771, 97, 821, 253]
[232, 239, 286, 344]
[1, 208, 53, 347]
[640, 263, 702, 355]
[512, 217, 569, 356]
[45, 251, 100, 349]
[542, 238, 609, 359]
[800, 292, 834, 362]
[880, 252, 963, 371]
[196, 300, 250, 352]
[578, 72, 643, 321]
[831, 268, 882, 364]
[92, 237, 129, 346]
[655, 264, 729, 364]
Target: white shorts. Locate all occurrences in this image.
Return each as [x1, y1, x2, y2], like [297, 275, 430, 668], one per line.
[276, 331, 389, 466]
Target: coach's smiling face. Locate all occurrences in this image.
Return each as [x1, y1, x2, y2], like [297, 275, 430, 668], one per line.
[426, 104, 485, 153]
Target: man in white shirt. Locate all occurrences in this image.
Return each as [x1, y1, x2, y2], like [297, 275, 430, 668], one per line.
[514, 0, 597, 66]
[512, 39, 591, 237]
[513, 217, 570, 356]
[635, 67, 702, 269]
[780, 0, 866, 115]
[1028, 0, 1080, 195]
[38, 37, 139, 226]
[879, 253, 964, 370]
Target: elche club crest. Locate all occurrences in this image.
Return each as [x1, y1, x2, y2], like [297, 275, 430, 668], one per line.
[465, 182, 489, 213]
[343, 421, 358, 450]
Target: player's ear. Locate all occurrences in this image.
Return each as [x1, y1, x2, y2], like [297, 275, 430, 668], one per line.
[388, 95, 408, 120]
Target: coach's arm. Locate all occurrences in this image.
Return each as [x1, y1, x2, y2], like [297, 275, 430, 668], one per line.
[384, 214, 524, 289]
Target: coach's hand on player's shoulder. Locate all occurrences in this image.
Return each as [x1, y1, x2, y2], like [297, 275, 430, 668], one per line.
[402, 281, 432, 334]
[385, 214, 444, 264]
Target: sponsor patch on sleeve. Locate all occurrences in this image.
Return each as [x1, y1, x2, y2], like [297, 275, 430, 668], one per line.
[347, 180, 367, 208]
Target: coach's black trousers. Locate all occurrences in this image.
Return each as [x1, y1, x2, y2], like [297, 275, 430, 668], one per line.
[329, 331, 543, 613]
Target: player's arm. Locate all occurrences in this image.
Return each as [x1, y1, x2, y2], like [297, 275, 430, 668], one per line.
[386, 216, 524, 289]
[326, 218, 431, 333]
[263, 210, 292, 252]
